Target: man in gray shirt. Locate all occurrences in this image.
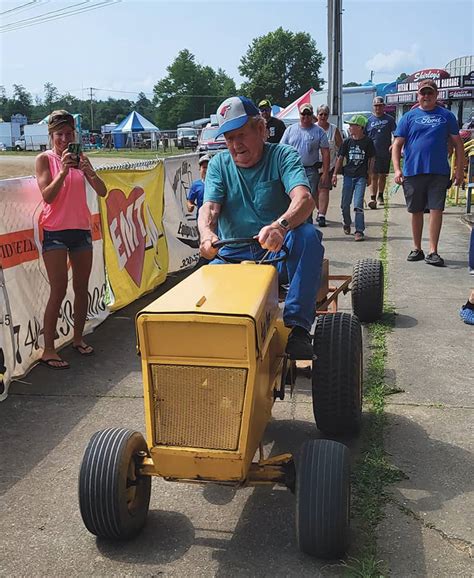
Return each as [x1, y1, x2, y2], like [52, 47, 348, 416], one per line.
[280, 103, 330, 221]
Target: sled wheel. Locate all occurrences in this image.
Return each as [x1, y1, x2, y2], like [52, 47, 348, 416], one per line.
[79, 428, 151, 539]
[312, 312, 362, 436]
[296, 439, 350, 559]
[351, 258, 384, 322]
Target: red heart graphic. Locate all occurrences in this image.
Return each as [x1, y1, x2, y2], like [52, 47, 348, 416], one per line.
[106, 187, 146, 287]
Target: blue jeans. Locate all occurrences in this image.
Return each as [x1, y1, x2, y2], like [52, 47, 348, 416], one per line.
[469, 227, 474, 270]
[305, 167, 320, 224]
[341, 176, 367, 233]
[210, 224, 324, 332]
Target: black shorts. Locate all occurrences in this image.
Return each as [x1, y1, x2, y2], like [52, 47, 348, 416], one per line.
[42, 229, 92, 253]
[373, 156, 391, 174]
[402, 174, 451, 213]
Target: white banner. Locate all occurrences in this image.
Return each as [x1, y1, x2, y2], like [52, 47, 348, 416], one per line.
[162, 154, 201, 272]
[0, 177, 109, 401]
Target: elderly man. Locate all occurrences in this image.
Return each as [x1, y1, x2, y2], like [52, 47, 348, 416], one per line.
[258, 99, 286, 143]
[199, 96, 324, 359]
[392, 79, 464, 267]
[280, 103, 330, 223]
[365, 96, 396, 208]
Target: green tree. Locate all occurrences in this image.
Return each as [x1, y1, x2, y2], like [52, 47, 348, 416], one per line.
[396, 72, 409, 82]
[238, 27, 324, 107]
[343, 81, 362, 87]
[43, 82, 60, 110]
[153, 49, 236, 128]
[134, 92, 156, 122]
[11, 84, 33, 117]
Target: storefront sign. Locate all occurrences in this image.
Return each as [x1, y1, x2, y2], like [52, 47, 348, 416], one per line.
[448, 89, 473, 99]
[462, 71, 474, 87]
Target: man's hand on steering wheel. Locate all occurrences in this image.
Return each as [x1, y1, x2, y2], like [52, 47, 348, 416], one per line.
[256, 224, 285, 252]
[200, 233, 220, 259]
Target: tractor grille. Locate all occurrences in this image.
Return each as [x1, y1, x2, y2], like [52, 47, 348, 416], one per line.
[151, 364, 247, 450]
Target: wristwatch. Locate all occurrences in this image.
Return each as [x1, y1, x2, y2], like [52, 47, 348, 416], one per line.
[276, 217, 290, 230]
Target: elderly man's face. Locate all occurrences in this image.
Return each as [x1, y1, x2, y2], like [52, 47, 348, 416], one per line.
[224, 120, 266, 168]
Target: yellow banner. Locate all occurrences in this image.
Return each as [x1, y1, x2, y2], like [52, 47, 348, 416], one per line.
[98, 163, 168, 310]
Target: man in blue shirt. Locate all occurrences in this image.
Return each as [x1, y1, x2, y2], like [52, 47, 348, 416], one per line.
[392, 80, 464, 266]
[199, 96, 324, 359]
[280, 103, 330, 223]
[187, 154, 210, 216]
[365, 96, 396, 208]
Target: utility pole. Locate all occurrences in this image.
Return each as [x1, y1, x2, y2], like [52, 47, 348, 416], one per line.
[89, 87, 95, 131]
[327, 0, 343, 129]
[370, 70, 375, 83]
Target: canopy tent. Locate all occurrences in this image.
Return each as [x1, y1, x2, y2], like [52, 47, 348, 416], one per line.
[112, 111, 160, 149]
[276, 88, 315, 123]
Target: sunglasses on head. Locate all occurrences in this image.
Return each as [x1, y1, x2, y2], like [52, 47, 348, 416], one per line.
[50, 112, 73, 122]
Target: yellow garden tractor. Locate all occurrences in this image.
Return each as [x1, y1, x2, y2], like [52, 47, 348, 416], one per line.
[78, 239, 384, 559]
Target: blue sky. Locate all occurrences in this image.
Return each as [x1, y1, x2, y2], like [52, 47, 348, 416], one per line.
[1, 0, 473, 102]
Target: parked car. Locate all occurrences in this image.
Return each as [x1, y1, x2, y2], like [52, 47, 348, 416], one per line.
[177, 127, 198, 150]
[197, 126, 227, 153]
[0, 142, 6, 151]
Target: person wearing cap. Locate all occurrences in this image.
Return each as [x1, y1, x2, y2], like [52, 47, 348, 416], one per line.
[365, 96, 397, 209]
[35, 110, 107, 370]
[280, 102, 330, 221]
[392, 79, 465, 267]
[315, 104, 343, 227]
[258, 99, 286, 144]
[187, 154, 210, 216]
[199, 96, 324, 359]
[332, 114, 375, 241]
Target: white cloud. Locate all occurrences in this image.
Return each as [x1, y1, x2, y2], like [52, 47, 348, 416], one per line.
[366, 45, 421, 73]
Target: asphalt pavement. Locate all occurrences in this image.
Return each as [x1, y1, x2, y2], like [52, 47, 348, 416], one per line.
[0, 183, 472, 576]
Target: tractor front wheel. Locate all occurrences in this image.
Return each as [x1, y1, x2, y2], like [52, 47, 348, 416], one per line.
[79, 428, 151, 539]
[296, 439, 350, 559]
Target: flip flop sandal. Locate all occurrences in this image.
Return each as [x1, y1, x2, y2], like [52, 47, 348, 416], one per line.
[72, 344, 95, 356]
[39, 358, 70, 370]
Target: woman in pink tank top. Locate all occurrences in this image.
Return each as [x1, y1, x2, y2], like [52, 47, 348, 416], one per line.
[35, 110, 107, 369]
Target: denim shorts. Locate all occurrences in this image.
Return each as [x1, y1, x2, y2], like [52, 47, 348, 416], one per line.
[42, 229, 92, 253]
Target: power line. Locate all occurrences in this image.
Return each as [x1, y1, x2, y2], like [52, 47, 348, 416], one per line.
[0, 0, 40, 17]
[0, 0, 120, 33]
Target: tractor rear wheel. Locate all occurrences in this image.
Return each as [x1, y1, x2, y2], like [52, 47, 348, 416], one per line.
[296, 439, 350, 559]
[79, 428, 151, 539]
[351, 258, 384, 322]
[312, 312, 362, 436]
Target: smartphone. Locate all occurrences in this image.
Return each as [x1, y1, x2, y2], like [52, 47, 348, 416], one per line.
[68, 142, 81, 166]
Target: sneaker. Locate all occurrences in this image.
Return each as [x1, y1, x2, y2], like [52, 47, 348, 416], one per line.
[317, 215, 327, 227]
[377, 195, 384, 207]
[469, 267, 474, 276]
[343, 224, 351, 235]
[407, 249, 425, 262]
[460, 306, 474, 325]
[286, 326, 315, 360]
[368, 197, 377, 209]
[354, 231, 365, 242]
[425, 252, 445, 267]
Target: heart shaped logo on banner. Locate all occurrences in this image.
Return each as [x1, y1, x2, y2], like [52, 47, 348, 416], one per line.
[106, 187, 146, 287]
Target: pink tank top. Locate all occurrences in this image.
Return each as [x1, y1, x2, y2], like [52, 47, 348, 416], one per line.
[40, 150, 91, 231]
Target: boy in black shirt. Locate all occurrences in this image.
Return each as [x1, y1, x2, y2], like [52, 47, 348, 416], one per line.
[332, 115, 375, 241]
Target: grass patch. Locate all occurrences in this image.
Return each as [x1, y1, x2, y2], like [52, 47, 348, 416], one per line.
[345, 195, 406, 577]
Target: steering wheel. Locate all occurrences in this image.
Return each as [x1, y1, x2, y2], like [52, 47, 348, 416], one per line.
[211, 237, 288, 264]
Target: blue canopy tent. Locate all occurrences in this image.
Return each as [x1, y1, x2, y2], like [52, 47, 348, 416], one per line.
[112, 111, 160, 149]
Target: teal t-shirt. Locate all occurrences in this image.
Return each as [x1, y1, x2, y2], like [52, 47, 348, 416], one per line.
[204, 143, 310, 239]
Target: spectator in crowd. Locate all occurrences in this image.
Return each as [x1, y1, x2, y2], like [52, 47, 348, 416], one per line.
[258, 99, 286, 144]
[365, 96, 396, 208]
[332, 114, 375, 241]
[392, 80, 464, 266]
[187, 154, 210, 216]
[280, 102, 330, 222]
[315, 104, 343, 227]
[199, 96, 324, 359]
[35, 110, 107, 369]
